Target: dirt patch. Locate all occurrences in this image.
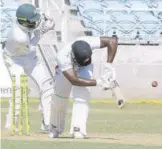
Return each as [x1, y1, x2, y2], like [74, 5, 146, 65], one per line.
[1, 131, 162, 147]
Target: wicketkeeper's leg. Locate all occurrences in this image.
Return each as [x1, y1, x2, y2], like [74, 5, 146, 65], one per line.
[24, 54, 55, 127]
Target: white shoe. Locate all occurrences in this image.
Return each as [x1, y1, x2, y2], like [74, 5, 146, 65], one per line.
[48, 125, 59, 138]
[5, 126, 18, 132]
[5, 124, 18, 132]
[5, 123, 11, 129]
[48, 131, 59, 138]
[41, 120, 49, 132]
[73, 127, 85, 139]
[5, 114, 12, 129]
[5, 115, 18, 130]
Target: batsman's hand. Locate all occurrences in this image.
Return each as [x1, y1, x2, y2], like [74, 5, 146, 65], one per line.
[40, 14, 55, 33]
[96, 79, 111, 90]
[96, 63, 117, 90]
[96, 72, 113, 90]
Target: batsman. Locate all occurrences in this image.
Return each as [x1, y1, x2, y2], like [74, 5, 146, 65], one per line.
[49, 36, 126, 139]
[3, 3, 55, 131]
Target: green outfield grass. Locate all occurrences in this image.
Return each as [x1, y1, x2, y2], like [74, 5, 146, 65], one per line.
[1, 100, 162, 149]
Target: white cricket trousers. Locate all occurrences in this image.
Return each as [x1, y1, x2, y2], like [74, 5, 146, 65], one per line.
[50, 64, 93, 135]
[3, 50, 54, 128]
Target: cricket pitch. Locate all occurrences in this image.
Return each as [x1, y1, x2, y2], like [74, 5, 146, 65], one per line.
[1, 101, 162, 149]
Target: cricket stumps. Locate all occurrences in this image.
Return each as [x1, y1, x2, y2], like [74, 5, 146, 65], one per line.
[11, 74, 30, 136]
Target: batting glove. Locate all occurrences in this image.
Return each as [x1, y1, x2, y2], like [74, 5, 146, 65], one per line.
[104, 63, 116, 82]
[96, 71, 113, 90]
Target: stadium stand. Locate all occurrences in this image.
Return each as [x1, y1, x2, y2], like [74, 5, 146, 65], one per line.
[1, 0, 162, 99]
[69, 0, 162, 44]
[0, 9, 17, 41]
[1, 0, 162, 44]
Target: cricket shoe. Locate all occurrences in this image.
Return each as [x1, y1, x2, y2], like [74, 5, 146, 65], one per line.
[5, 122, 11, 129]
[73, 127, 85, 139]
[5, 123, 18, 132]
[5, 115, 18, 131]
[5, 126, 18, 132]
[5, 114, 13, 129]
[41, 120, 49, 132]
[48, 125, 60, 138]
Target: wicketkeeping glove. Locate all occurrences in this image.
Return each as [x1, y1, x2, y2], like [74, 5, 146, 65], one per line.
[40, 14, 55, 33]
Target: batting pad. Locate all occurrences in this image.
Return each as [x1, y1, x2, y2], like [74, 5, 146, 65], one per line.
[50, 94, 69, 133]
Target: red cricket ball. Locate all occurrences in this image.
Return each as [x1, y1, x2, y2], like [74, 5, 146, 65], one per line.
[152, 81, 158, 87]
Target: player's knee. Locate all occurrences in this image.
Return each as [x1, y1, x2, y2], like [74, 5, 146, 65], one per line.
[41, 78, 54, 90]
[40, 79, 54, 97]
[40, 88, 54, 99]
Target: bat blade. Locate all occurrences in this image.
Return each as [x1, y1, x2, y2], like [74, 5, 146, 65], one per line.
[112, 81, 127, 108]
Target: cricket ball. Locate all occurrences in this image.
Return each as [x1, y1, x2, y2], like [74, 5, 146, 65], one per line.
[152, 81, 158, 87]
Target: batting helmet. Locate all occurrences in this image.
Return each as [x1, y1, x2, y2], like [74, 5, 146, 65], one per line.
[16, 3, 41, 29]
[71, 40, 92, 67]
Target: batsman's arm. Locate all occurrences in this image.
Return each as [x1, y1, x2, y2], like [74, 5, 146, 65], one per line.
[100, 36, 118, 63]
[100, 37, 126, 108]
[63, 70, 97, 86]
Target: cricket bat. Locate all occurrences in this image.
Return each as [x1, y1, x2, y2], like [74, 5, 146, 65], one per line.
[112, 80, 127, 108]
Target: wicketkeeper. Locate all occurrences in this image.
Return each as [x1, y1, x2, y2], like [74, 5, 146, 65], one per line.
[49, 36, 126, 139]
[3, 3, 55, 131]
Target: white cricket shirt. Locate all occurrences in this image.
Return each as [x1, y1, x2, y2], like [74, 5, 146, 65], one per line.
[5, 22, 39, 57]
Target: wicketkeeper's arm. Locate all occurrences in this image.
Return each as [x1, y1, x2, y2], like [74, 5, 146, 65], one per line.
[30, 14, 55, 46]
